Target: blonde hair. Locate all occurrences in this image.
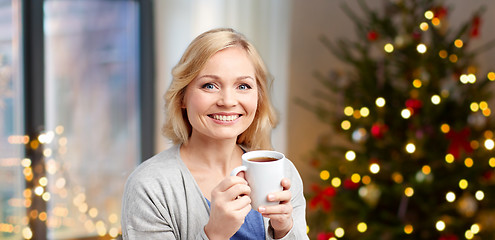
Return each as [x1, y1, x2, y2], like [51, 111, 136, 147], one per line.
[162, 28, 277, 150]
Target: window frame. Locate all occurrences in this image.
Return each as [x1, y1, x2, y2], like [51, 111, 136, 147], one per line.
[21, 0, 154, 238]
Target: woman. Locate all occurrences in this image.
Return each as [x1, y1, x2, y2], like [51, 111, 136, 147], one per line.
[121, 28, 308, 239]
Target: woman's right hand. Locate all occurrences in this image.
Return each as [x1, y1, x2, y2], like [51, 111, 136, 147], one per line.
[204, 175, 252, 240]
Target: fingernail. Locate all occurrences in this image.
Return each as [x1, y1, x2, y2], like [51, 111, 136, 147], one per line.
[267, 194, 275, 201]
[258, 207, 265, 213]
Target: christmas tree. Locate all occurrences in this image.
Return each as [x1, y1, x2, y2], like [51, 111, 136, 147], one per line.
[303, 1, 495, 239]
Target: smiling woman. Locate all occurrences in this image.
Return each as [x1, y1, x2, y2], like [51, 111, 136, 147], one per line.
[182, 46, 259, 144]
[121, 28, 309, 240]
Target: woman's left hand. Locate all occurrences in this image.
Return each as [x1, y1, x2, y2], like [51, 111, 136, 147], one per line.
[258, 178, 293, 238]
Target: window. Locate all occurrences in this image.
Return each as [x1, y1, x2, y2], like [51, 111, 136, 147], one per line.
[43, 1, 141, 238]
[0, 0, 25, 239]
[0, 0, 154, 239]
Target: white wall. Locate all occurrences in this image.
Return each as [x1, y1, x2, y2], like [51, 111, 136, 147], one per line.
[153, 0, 292, 153]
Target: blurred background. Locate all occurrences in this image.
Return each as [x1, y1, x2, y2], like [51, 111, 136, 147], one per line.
[1, 0, 494, 239]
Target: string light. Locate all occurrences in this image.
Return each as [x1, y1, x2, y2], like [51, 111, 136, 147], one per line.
[482, 108, 491, 117]
[485, 130, 493, 139]
[488, 72, 495, 81]
[331, 177, 342, 187]
[431, 95, 441, 105]
[471, 140, 479, 150]
[404, 224, 413, 234]
[357, 222, 367, 233]
[412, 79, 422, 88]
[449, 54, 458, 63]
[401, 109, 412, 119]
[351, 173, 361, 183]
[424, 10, 434, 19]
[360, 107, 370, 117]
[439, 50, 448, 59]
[362, 175, 371, 185]
[422, 165, 431, 175]
[440, 124, 450, 133]
[405, 143, 416, 153]
[344, 106, 354, 116]
[459, 179, 468, 189]
[470, 102, 479, 112]
[432, 17, 441, 26]
[485, 139, 495, 150]
[384, 43, 394, 53]
[465, 229, 474, 239]
[370, 163, 380, 174]
[353, 109, 362, 119]
[489, 157, 495, 167]
[464, 158, 474, 168]
[454, 39, 463, 48]
[375, 97, 386, 107]
[22, 227, 33, 239]
[436, 220, 446, 231]
[404, 187, 414, 197]
[475, 190, 485, 201]
[446, 192, 456, 202]
[341, 120, 351, 130]
[320, 170, 330, 181]
[460, 74, 476, 84]
[392, 172, 404, 183]
[420, 22, 429, 31]
[345, 150, 356, 161]
[417, 43, 427, 54]
[471, 224, 480, 234]
[334, 227, 345, 238]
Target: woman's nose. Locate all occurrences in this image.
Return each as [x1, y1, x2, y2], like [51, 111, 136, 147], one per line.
[217, 88, 238, 107]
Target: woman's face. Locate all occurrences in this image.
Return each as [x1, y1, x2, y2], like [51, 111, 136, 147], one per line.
[183, 46, 258, 142]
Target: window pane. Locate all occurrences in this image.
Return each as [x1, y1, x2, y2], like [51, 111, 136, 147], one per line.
[0, 0, 25, 239]
[43, 1, 140, 238]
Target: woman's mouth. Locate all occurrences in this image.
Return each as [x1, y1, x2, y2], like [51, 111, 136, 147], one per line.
[209, 114, 241, 122]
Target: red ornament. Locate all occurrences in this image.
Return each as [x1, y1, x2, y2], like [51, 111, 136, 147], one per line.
[470, 16, 481, 38]
[310, 158, 320, 168]
[343, 178, 360, 190]
[445, 127, 473, 159]
[412, 31, 422, 40]
[405, 99, 423, 114]
[318, 232, 335, 240]
[483, 170, 494, 181]
[432, 6, 448, 19]
[371, 122, 388, 138]
[439, 234, 458, 240]
[309, 184, 336, 212]
[367, 31, 378, 41]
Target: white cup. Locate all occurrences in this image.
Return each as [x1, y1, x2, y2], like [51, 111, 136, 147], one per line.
[230, 150, 285, 211]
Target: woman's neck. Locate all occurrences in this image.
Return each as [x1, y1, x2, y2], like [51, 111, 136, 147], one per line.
[180, 135, 243, 176]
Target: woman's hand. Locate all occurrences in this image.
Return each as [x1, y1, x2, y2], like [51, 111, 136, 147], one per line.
[204, 175, 252, 240]
[259, 178, 293, 238]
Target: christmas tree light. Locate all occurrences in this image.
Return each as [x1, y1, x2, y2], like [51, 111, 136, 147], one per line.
[303, 0, 495, 239]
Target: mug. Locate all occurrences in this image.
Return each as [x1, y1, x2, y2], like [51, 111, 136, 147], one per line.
[230, 150, 285, 211]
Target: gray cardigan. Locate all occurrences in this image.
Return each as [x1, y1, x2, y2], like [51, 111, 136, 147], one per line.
[121, 145, 309, 239]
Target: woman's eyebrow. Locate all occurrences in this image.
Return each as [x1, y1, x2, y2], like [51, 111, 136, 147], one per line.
[197, 75, 255, 81]
[196, 74, 219, 80]
[237, 76, 255, 81]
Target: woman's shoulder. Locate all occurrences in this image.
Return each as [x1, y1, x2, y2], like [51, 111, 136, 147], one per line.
[124, 145, 185, 188]
[283, 156, 304, 184]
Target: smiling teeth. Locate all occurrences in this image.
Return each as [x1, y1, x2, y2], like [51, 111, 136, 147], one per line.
[212, 115, 239, 121]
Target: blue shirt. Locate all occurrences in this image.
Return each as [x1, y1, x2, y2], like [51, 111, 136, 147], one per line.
[206, 198, 265, 240]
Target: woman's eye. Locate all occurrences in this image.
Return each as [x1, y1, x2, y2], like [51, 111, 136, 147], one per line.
[239, 84, 252, 90]
[202, 83, 215, 90]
